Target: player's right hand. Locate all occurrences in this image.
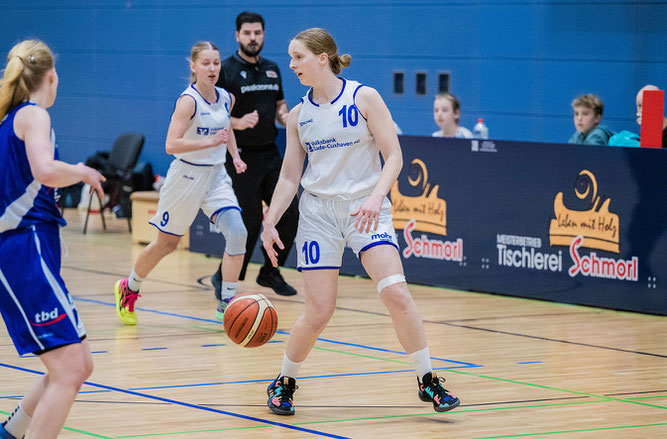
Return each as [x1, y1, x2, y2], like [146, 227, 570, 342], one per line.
[261, 222, 283, 268]
[207, 129, 229, 148]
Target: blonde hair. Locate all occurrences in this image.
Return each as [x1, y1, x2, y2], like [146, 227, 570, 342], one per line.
[293, 28, 351, 75]
[435, 92, 462, 123]
[0, 39, 54, 121]
[571, 94, 604, 116]
[189, 41, 219, 82]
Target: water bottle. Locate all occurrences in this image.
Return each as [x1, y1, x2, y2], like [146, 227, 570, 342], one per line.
[472, 118, 489, 139]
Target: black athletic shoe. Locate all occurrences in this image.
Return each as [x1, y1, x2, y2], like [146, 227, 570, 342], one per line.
[418, 372, 460, 412]
[267, 375, 297, 415]
[211, 268, 222, 301]
[257, 267, 297, 296]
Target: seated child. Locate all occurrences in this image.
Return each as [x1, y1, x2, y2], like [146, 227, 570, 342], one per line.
[568, 94, 614, 145]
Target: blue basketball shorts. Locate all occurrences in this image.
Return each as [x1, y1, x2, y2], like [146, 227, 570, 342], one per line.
[0, 224, 86, 356]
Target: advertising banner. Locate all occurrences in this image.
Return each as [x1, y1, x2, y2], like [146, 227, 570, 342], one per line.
[190, 136, 667, 314]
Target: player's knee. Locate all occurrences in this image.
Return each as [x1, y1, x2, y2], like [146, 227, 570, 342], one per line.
[155, 237, 179, 255]
[306, 303, 335, 330]
[216, 210, 247, 255]
[224, 224, 247, 255]
[379, 282, 411, 310]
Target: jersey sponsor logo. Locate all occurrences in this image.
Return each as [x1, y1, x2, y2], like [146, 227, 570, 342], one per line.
[200, 112, 211, 116]
[266, 70, 278, 78]
[196, 127, 210, 135]
[240, 83, 279, 94]
[240, 71, 247, 79]
[303, 137, 360, 153]
[32, 307, 66, 326]
[299, 118, 313, 127]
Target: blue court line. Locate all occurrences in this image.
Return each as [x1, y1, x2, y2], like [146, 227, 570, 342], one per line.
[201, 344, 226, 347]
[141, 347, 167, 351]
[73, 296, 479, 368]
[0, 362, 350, 439]
[0, 365, 478, 398]
[517, 361, 542, 364]
[127, 366, 477, 391]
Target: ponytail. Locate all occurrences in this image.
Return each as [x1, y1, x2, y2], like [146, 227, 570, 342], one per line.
[0, 40, 54, 120]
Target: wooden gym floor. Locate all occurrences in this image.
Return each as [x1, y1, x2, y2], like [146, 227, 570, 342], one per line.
[1, 210, 666, 438]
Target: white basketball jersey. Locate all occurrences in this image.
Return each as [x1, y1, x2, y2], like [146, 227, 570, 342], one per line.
[297, 79, 382, 199]
[174, 85, 231, 165]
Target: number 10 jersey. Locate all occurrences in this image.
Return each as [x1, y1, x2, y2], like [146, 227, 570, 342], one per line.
[297, 78, 382, 200]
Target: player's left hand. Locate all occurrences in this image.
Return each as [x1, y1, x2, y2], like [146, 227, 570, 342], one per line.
[233, 158, 247, 174]
[350, 194, 383, 233]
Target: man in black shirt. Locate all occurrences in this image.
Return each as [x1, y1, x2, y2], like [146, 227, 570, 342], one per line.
[211, 11, 299, 298]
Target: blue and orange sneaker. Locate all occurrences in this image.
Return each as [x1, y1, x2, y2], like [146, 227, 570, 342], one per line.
[267, 375, 297, 415]
[418, 372, 460, 412]
[215, 296, 234, 321]
[114, 279, 141, 326]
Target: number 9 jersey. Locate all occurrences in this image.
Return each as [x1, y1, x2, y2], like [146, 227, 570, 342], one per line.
[297, 79, 382, 200]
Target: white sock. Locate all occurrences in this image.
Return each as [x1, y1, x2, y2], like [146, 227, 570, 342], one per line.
[280, 353, 302, 378]
[408, 346, 432, 381]
[127, 269, 143, 292]
[3, 403, 31, 438]
[220, 281, 237, 300]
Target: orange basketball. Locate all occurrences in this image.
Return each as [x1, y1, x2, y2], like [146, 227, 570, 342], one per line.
[223, 293, 278, 348]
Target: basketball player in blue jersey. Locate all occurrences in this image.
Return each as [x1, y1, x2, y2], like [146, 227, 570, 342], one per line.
[0, 40, 105, 439]
[261, 28, 460, 415]
[114, 42, 248, 325]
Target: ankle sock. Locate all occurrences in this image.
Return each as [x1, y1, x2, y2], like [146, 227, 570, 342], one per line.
[128, 269, 143, 292]
[280, 353, 302, 379]
[408, 346, 432, 381]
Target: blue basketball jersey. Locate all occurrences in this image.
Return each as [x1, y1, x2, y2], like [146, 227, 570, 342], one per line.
[0, 102, 65, 233]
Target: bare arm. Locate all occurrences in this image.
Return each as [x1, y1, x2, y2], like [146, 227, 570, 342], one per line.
[261, 104, 306, 265]
[350, 86, 403, 233]
[165, 95, 229, 155]
[275, 99, 289, 127]
[16, 106, 105, 198]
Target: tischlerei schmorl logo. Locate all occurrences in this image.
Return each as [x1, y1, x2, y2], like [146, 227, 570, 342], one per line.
[390, 159, 462, 262]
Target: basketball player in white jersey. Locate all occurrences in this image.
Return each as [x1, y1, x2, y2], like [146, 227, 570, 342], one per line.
[114, 42, 248, 325]
[0, 40, 105, 439]
[261, 28, 460, 415]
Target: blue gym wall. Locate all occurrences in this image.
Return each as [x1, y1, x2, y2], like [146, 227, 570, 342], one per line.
[1, 1, 665, 175]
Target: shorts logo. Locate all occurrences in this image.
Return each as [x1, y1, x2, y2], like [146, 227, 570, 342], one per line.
[32, 307, 66, 326]
[371, 232, 391, 240]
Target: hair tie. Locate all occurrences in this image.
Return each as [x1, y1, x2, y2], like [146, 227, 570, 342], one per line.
[28, 55, 35, 63]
